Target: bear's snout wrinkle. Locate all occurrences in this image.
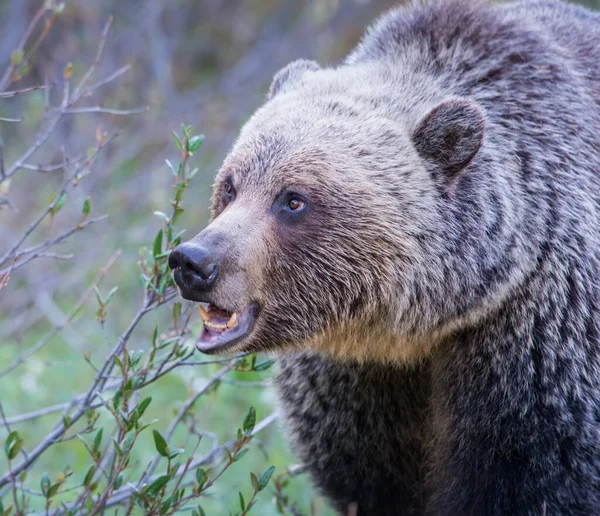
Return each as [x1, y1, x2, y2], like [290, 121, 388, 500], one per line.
[169, 242, 219, 300]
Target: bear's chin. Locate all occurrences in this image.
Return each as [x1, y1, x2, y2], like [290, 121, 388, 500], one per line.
[196, 302, 260, 354]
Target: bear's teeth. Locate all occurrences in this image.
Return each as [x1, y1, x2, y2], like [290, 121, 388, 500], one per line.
[198, 304, 237, 331]
[198, 304, 210, 322]
[227, 312, 237, 329]
[204, 320, 227, 331]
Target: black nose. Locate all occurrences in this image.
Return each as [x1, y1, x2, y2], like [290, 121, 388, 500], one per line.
[169, 243, 219, 293]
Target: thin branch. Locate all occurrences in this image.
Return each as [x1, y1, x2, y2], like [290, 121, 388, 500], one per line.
[0, 298, 155, 490]
[0, 5, 47, 91]
[0, 85, 45, 98]
[0, 402, 28, 460]
[0, 250, 121, 378]
[221, 378, 273, 388]
[0, 215, 109, 275]
[19, 154, 87, 172]
[62, 106, 149, 116]
[85, 64, 131, 93]
[76, 412, 280, 515]
[72, 16, 113, 99]
[0, 132, 117, 268]
[0, 136, 4, 179]
[140, 358, 243, 486]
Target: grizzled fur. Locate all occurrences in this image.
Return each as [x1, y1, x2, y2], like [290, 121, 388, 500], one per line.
[186, 0, 600, 514]
[277, 1, 600, 514]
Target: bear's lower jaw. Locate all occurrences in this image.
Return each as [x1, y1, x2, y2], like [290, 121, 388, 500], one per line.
[196, 302, 260, 355]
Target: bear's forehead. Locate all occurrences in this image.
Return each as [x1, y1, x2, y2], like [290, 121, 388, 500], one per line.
[221, 136, 330, 192]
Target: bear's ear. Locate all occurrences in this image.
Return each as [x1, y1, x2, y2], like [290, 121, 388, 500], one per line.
[412, 99, 485, 180]
[268, 59, 321, 100]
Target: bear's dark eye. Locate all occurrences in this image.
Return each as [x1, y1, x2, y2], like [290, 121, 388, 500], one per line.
[224, 181, 234, 196]
[287, 198, 305, 212]
[273, 191, 309, 223]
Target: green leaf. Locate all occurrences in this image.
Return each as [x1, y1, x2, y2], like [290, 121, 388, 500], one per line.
[152, 429, 169, 457]
[172, 131, 183, 152]
[258, 466, 275, 491]
[112, 438, 123, 457]
[50, 193, 67, 215]
[250, 472, 259, 492]
[188, 135, 205, 153]
[168, 461, 182, 478]
[114, 473, 123, 490]
[4, 431, 22, 460]
[41, 473, 50, 496]
[153, 229, 163, 258]
[93, 286, 103, 306]
[195, 468, 207, 489]
[161, 498, 172, 515]
[83, 466, 96, 486]
[147, 474, 170, 496]
[254, 359, 276, 372]
[47, 483, 60, 499]
[123, 433, 135, 453]
[168, 448, 184, 460]
[234, 448, 249, 462]
[172, 302, 181, 325]
[165, 159, 177, 176]
[113, 389, 122, 410]
[175, 184, 184, 203]
[82, 198, 91, 215]
[137, 397, 152, 418]
[239, 491, 245, 512]
[172, 207, 184, 225]
[10, 49, 23, 66]
[242, 407, 256, 435]
[104, 286, 118, 305]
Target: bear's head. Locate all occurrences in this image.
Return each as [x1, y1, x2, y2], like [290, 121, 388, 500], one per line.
[170, 59, 487, 363]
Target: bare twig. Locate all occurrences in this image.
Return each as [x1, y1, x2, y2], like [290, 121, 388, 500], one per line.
[85, 64, 131, 93]
[0, 4, 47, 91]
[0, 85, 45, 98]
[0, 250, 122, 378]
[72, 16, 113, 99]
[0, 136, 4, 179]
[0, 215, 109, 274]
[63, 105, 149, 115]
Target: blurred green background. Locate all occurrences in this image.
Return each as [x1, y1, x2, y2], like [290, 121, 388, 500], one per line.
[1, 0, 599, 514]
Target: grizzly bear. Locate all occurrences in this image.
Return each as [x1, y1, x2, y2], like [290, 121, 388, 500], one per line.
[169, 0, 600, 514]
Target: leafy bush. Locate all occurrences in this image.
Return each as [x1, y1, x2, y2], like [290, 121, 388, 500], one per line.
[0, 4, 320, 515]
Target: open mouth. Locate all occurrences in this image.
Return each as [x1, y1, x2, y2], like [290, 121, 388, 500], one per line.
[196, 302, 259, 354]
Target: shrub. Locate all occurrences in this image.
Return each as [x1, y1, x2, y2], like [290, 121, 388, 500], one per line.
[0, 4, 312, 515]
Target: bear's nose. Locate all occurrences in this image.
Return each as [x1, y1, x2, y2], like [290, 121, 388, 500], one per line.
[169, 243, 219, 292]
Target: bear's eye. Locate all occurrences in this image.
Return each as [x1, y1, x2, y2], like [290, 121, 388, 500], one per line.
[224, 181, 234, 196]
[287, 198, 305, 212]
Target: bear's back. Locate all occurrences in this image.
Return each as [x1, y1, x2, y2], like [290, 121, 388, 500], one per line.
[347, 0, 600, 106]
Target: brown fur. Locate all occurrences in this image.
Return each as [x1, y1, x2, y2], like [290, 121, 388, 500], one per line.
[173, 0, 600, 513]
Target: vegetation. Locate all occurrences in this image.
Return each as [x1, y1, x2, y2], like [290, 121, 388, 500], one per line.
[0, 3, 321, 514]
[1, 0, 598, 514]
